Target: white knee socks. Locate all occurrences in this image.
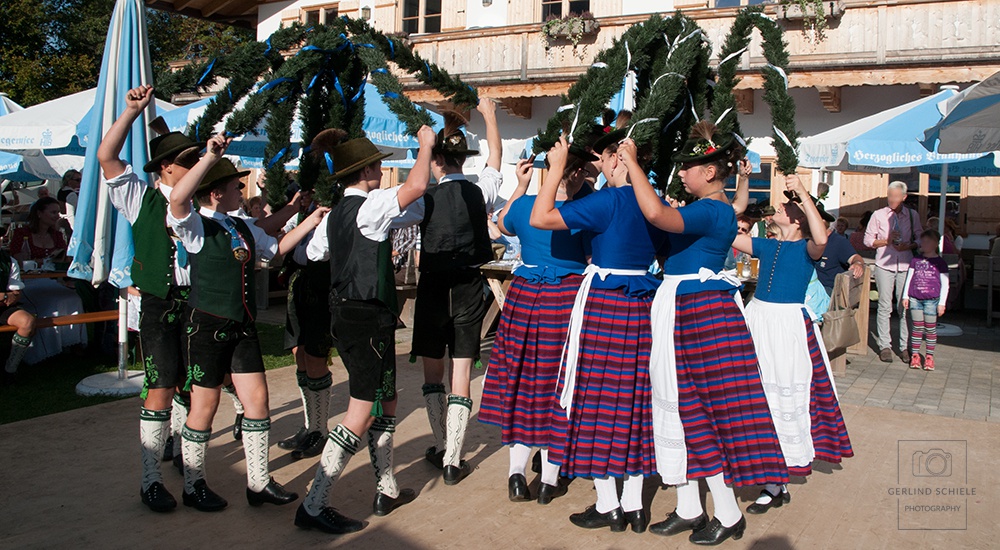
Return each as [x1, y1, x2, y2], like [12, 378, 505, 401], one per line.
[539, 449, 560, 486]
[705, 473, 742, 527]
[139, 408, 170, 491]
[181, 425, 210, 493]
[594, 476, 620, 513]
[368, 416, 400, 498]
[443, 395, 472, 468]
[242, 417, 271, 492]
[675, 480, 703, 519]
[170, 394, 189, 456]
[222, 384, 244, 415]
[620, 474, 644, 513]
[508, 444, 532, 477]
[305, 373, 333, 434]
[303, 424, 360, 515]
[422, 384, 447, 452]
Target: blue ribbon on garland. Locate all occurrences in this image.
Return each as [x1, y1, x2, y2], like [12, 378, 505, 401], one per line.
[373, 68, 388, 75]
[257, 77, 294, 94]
[267, 147, 288, 169]
[423, 61, 432, 79]
[307, 73, 321, 92]
[197, 59, 216, 86]
[324, 152, 335, 175]
[350, 74, 368, 104]
[263, 37, 273, 56]
[388, 39, 395, 60]
[383, 91, 400, 100]
[358, 43, 376, 49]
[332, 74, 347, 109]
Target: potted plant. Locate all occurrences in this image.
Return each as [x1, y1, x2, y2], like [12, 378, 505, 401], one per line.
[775, 0, 845, 42]
[541, 11, 600, 50]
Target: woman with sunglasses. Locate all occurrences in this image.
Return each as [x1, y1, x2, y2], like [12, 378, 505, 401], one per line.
[623, 121, 788, 545]
[730, 175, 853, 515]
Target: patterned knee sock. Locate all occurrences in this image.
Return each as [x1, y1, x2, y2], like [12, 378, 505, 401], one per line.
[368, 416, 400, 498]
[443, 395, 473, 468]
[910, 309, 925, 354]
[705, 473, 742, 527]
[620, 474, 644, 512]
[295, 370, 309, 428]
[924, 313, 938, 355]
[539, 449, 560, 486]
[422, 383, 447, 452]
[508, 444, 531, 477]
[5, 333, 31, 374]
[306, 373, 333, 434]
[182, 425, 211, 493]
[139, 408, 170, 491]
[222, 384, 244, 415]
[171, 394, 190, 456]
[303, 424, 360, 515]
[243, 417, 271, 492]
[594, 476, 620, 514]
[675, 480, 703, 519]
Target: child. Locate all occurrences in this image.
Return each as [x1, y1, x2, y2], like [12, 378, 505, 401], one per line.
[902, 229, 949, 371]
[0, 249, 36, 384]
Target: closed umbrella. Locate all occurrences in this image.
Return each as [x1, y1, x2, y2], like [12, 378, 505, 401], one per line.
[923, 71, 1000, 155]
[73, 0, 158, 395]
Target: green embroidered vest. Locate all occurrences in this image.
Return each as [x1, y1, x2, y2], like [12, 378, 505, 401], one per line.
[131, 187, 177, 299]
[189, 215, 258, 322]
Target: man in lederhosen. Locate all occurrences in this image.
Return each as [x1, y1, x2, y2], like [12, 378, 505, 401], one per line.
[413, 99, 502, 485]
[294, 125, 435, 534]
[97, 85, 204, 513]
[167, 134, 326, 511]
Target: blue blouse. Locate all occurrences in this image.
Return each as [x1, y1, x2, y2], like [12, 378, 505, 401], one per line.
[752, 238, 814, 303]
[558, 186, 669, 296]
[661, 198, 739, 296]
[505, 195, 589, 283]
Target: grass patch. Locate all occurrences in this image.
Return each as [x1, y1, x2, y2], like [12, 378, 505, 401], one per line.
[0, 322, 296, 425]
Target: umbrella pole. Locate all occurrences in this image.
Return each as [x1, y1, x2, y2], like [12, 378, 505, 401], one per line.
[938, 163, 948, 251]
[117, 287, 128, 380]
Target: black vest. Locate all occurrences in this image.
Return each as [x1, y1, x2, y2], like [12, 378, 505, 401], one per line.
[189, 215, 258, 322]
[419, 178, 492, 273]
[130, 187, 177, 299]
[328, 194, 398, 313]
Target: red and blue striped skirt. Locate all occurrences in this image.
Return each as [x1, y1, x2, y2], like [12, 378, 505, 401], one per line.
[788, 313, 854, 476]
[674, 291, 790, 487]
[479, 275, 581, 446]
[546, 287, 656, 479]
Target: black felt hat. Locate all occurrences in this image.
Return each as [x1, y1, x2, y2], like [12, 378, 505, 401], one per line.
[198, 158, 250, 193]
[144, 132, 205, 173]
[592, 128, 627, 154]
[671, 121, 738, 164]
[310, 128, 392, 181]
[433, 111, 479, 156]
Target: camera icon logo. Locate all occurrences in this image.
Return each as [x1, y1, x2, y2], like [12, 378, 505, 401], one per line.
[912, 448, 952, 477]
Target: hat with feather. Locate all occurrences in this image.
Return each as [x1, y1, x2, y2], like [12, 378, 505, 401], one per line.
[309, 128, 392, 181]
[592, 111, 633, 154]
[433, 110, 480, 156]
[671, 121, 739, 164]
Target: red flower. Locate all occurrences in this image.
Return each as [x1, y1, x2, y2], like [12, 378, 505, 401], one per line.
[705, 146, 717, 154]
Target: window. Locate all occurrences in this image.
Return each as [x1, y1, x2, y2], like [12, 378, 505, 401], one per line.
[301, 4, 339, 26]
[542, 0, 590, 20]
[713, 0, 767, 8]
[724, 160, 773, 207]
[402, 0, 441, 35]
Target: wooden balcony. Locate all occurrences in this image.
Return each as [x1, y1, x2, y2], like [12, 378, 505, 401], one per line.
[404, 0, 1000, 104]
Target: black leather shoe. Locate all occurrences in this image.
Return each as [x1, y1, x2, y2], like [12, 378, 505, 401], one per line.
[247, 477, 298, 507]
[746, 488, 786, 515]
[690, 516, 746, 545]
[291, 431, 325, 460]
[172, 454, 183, 476]
[279, 427, 309, 450]
[162, 436, 175, 462]
[182, 479, 228, 512]
[531, 451, 542, 474]
[372, 488, 416, 516]
[140, 481, 177, 513]
[443, 461, 471, 485]
[295, 504, 366, 534]
[537, 482, 567, 505]
[569, 505, 627, 532]
[649, 510, 709, 536]
[425, 446, 445, 470]
[232, 413, 244, 441]
[625, 509, 648, 533]
[508, 474, 531, 502]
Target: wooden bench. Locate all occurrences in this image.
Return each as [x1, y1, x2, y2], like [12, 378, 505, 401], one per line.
[973, 255, 1000, 327]
[0, 310, 119, 333]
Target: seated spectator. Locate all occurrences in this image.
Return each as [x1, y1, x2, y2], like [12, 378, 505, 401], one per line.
[815, 217, 865, 296]
[834, 217, 849, 235]
[12, 197, 68, 264]
[247, 196, 265, 220]
[725, 215, 752, 270]
[0, 249, 37, 385]
[850, 210, 874, 256]
[765, 221, 780, 239]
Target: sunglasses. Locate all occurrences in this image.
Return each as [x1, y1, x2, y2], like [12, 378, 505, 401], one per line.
[737, 226, 750, 233]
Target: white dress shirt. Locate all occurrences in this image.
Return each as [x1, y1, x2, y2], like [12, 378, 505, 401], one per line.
[106, 164, 192, 286]
[5, 258, 24, 291]
[307, 186, 424, 262]
[168, 206, 279, 261]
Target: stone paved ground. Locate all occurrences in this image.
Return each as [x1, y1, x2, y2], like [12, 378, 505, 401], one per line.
[833, 310, 1000, 422]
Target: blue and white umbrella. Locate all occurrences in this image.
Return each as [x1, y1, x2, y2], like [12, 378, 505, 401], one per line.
[922, 71, 1000, 155]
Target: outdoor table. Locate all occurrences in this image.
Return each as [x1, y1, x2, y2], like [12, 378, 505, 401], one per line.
[21, 270, 70, 280]
[19, 277, 87, 364]
[739, 277, 757, 305]
[480, 261, 517, 338]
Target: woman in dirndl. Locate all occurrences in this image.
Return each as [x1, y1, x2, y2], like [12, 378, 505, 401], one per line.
[479, 148, 596, 505]
[731, 174, 854, 514]
[530, 133, 669, 534]
[623, 122, 790, 546]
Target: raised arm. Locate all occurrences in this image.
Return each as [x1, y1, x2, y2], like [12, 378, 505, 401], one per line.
[256, 192, 303, 236]
[279, 206, 330, 256]
[731, 158, 752, 216]
[497, 157, 533, 236]
[619, 138, 685, 233]
[785, 175, 828, 260]
[397, 125, 437, 209]
[732, 234, 754, 255]
[530, 138, 569, 231]
[98, 85, 154, 180]
[478, 98, 502, 171]
[169, 134, 229, 220]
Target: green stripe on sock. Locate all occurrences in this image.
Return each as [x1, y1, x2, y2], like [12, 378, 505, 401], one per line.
[422, 383, 445, 396]
[295, 370, 308, 388]
[181, 425, 211, 443]
[242, 417, 271, 432]
[140, 407, 171, 421]
[371, 416, 396, 433]
[173, 393, 190, 407]
[448, 395, 473, 409]
[329, 424, 360, 454]
[11, 333, 31, 347]
[306, 372, 333, 391]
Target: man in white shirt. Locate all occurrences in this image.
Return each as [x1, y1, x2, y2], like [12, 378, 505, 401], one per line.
[294, 125, 435, 534]
[167, 134, 327, 512]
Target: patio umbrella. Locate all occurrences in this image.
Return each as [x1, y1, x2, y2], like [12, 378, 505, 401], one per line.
[922, 71, 1000, 155]
[73, 0, 158, 393]
[0, 94, 62, 182]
